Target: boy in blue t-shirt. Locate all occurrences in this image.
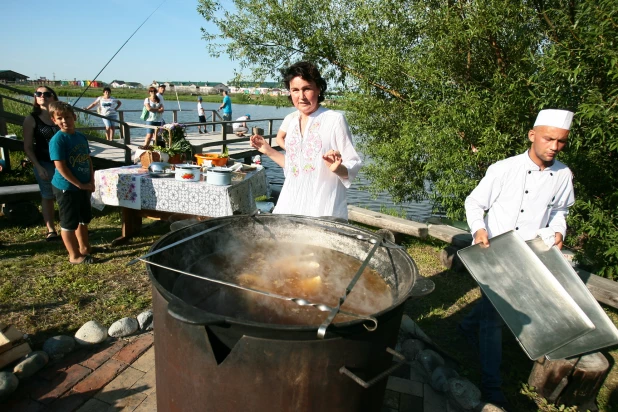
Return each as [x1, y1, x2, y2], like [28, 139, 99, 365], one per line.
[48, 101, 95, 265]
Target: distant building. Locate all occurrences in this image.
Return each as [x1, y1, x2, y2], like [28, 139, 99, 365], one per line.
[110, 80, 143, 89]
[0, 70, 29, 83]
[229, 81, 285, 96]
[162, 81, 229, 95]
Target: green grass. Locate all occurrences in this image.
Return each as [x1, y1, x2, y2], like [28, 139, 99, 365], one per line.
[0, 206, 169, 341]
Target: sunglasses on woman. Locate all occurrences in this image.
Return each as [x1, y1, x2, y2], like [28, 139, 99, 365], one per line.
[34, 91, 53, 98]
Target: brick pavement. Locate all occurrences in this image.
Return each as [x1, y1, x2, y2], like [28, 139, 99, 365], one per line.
[2, 331, 450, 412]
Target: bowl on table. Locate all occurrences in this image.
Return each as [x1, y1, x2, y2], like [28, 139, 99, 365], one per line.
[195, 153, 228, 167]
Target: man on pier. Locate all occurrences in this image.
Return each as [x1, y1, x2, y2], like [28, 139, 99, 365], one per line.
[232, 114, 250, 136]
[218, 90, 232, 121]
[459, 109, 576, 408]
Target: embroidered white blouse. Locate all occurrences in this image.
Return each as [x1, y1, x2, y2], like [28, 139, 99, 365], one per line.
[465, 151, 575, 242]
[273, 107, 362, 219]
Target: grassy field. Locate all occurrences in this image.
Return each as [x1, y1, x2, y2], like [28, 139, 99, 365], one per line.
[0, 202, 616, 411]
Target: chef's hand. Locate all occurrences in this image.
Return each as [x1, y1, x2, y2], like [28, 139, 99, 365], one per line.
[322, 150, 342, 172]
[554, 232, 564, 249]
[474, 229, 490, 248]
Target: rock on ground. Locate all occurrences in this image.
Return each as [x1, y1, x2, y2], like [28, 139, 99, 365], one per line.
[42, 335, 75, 359]
[0, 371, 19, 402]
[108, 317, 139, 338]
[401, 338, 426, 361]
[416, 349, 445, 375]
[431, 365, 460, 393]
[137, 310, 153, 331]
[448, 377, 482, 410]
[13, 351, 49, 379]
[75, 320, 108, 345]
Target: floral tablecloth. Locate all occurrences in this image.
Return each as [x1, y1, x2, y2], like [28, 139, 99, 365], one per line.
[92, 165, 269, 217]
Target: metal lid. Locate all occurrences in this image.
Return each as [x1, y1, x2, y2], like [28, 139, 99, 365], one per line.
[207, 166, 233, 173]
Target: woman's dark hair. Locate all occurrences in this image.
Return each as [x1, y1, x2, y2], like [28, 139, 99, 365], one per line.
[103, 87, 112, 94]
[282, 61, 327, 103]
[31, 86, 59, 116]
[148, 87, 160, 103]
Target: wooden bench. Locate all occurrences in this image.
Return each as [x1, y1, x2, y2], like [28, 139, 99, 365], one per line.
[0, 184, 41, 204]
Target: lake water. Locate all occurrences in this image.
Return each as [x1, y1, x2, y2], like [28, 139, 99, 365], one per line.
[70, 96, 437, 222]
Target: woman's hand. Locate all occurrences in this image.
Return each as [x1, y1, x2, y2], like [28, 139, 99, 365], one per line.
[322, 150, 343, 172]
[250, 134, 271, 154]
[35, 164, 50, 181]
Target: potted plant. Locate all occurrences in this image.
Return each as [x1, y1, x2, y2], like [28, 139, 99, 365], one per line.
[152, 138, 192, 164]
[142, 123, 192, 166]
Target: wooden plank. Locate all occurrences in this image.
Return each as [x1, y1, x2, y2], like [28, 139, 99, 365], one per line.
[347, 205, 428, 239]
[0, 324, 25, 349]
[0, 342, 31, 368]
[427, 223, 472, 247]
[0, 184, 41, 204]
[576, 268, 618, 309]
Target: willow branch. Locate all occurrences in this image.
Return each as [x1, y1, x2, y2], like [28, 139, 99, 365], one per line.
[329, 59, 405, 101]
[488, 35, 506, 76]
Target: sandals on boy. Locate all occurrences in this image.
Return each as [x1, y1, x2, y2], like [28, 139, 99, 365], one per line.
[46, 231, 60, 242]
[70, 255, 94, 265]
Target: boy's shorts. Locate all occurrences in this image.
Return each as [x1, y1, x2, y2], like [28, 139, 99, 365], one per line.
[198, 115, 206, 123]
[33, 161, 56, 200]
[52, 187, 92, 231]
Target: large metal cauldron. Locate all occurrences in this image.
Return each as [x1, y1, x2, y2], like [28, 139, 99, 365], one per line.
[147, 214, 419, 412]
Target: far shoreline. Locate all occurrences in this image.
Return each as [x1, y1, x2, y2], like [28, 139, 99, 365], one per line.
[11, 85, 344, 109]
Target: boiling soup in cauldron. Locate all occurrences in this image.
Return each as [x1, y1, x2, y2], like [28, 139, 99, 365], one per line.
[172, 242, 393, 326]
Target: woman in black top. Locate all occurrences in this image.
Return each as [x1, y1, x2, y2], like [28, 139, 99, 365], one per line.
[23, 86, 61, 241]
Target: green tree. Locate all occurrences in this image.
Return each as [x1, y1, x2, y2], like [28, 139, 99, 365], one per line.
[198, 0, 618, 278]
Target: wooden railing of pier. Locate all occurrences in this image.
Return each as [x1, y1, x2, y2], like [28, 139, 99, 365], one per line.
[0, 83, 282, 168]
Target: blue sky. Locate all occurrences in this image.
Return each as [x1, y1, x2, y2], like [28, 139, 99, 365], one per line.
[2, 0, 243, 86]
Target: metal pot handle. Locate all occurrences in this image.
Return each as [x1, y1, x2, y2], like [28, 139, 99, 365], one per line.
[339, 347, 406, 388]
[167, 300, 225, 326]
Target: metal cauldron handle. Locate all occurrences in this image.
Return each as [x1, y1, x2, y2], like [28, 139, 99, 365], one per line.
[339, 347, 406, 388]
[167, 299, 226, 326]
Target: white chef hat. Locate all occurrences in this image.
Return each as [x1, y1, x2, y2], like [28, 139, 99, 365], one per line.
[534, 109, 574, 130]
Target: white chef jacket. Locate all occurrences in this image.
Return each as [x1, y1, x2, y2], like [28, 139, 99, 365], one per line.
[274, 106, 362, 219]
[465, 151, 575, 242]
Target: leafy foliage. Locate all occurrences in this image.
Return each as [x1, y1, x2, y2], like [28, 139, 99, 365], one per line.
[198, 0, 618, 277]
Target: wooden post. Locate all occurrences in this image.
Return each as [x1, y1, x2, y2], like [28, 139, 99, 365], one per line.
[528, 352, 610, 410]
[118, 111, 125, 141]
[0, 96, 8, 136]
[172, 110, 178, 123]
[268, 120, 274, 146]
[122, 124, 131, 164]
[222, 122, 228, 154]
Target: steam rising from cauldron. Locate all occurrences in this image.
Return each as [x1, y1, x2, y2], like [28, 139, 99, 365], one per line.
[170, 236, 393, 326]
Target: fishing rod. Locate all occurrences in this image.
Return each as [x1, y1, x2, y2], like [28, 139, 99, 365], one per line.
[72, 0, 167, 107]
[173, 81, 181, 111]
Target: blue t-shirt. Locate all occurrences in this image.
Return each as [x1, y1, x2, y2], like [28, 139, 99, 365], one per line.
[49, 130, 92, 191]
[221, 95, 232, 114]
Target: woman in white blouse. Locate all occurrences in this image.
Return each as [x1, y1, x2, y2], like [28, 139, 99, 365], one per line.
[250, 61, 362, 220]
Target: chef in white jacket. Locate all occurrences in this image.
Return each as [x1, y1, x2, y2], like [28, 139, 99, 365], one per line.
[459, 109, 575, 407]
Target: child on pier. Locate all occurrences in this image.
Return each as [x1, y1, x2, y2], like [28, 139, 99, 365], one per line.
[48, 101, 95, 265]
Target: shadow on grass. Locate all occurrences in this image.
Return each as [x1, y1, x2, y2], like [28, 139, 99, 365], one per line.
[403, 263, 537, 411]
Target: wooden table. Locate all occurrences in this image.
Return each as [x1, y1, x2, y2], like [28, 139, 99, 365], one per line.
[92, 165, 268, 245]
